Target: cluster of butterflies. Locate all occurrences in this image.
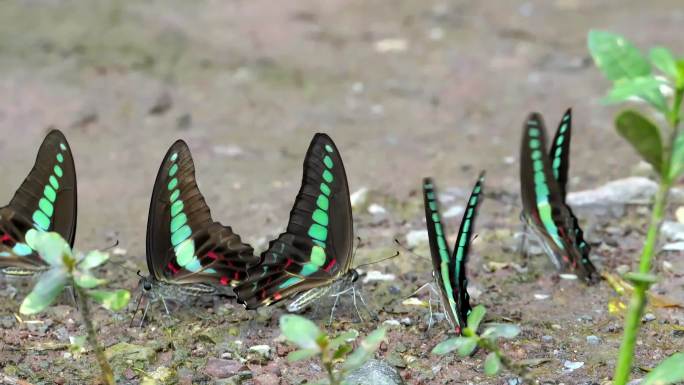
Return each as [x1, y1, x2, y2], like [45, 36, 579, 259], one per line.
[0, 108, 598, 334]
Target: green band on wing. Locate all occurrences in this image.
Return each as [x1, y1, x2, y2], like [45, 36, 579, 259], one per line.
[31, 144, 68, 233]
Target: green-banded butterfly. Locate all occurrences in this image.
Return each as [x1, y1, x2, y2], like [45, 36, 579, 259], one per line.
[136, 140, 260, 311]
[0, 130, 77, 276]
[423, 173, 484, 334]
[235, 133, 357, 312]
[519, 110, 598, 283]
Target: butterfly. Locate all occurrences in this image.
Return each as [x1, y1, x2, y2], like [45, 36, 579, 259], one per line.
[235, 133, 362, 317]
[0, 129, 77, 276]
[133, 140, 260, 323]
[423, 173, 484, 334]
[519, 109, 598, 283]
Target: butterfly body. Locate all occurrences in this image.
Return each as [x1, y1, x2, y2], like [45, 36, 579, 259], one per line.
[519, 110, 598, 283]
[423, 174, 484, 334]
[0, 130, 77, 276]
[235, 133, 356, 313]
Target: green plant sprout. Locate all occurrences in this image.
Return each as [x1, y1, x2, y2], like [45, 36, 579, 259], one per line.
[279, 314, 386, 385]
[19, 231, 130, 385]
[431, 305, 528, 381]
[588, 30, 684, 385]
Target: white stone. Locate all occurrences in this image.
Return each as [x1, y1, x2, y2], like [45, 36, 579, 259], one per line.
[368, 204, 387, 215]
[405, 230, 429, 247]
[363, 270, 396, 284]
[350, 188, 370, 209]
[442, 205, 465, 219]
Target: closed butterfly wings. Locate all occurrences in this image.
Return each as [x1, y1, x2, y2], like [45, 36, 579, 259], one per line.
[146, 140, 258, 289]
[520, 112, 597, 282]
[423, 174, 484, 333]
[235, 133, 354, 310]
[0, 130, 77, 274]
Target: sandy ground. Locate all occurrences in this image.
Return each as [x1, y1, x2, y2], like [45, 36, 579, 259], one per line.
[1, 0, 683, 384]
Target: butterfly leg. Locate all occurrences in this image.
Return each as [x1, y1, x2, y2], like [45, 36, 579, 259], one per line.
[139, 300, 151, 328]
[327, 292, 342, 326]
[350, 285, 364, 323]
[518, 222, 529, 259]
[160, 295, 171, 315]
[427, 286, 434, 332]
[129, 291, 146, 327]
[355, 288, 377, 322]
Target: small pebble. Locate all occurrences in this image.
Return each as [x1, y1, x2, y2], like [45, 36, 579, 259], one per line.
[586, 335, 600, 345]
[563, 360, 584, 373]
[367, 203, 387, 215]
[542, 335, 553, 343]
[643, 313, 656, 322]
[400, 317, 412, 326]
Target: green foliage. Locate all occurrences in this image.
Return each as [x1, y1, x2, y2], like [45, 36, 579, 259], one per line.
[431, 305, 523, 378]
[588, 30, 684, 182]
[19, 232, 130, 314]
[615, 110, 663, 175]
[588, 31, 684, 385]
[279, 315, 386, 385]
[642, 353, 684, 385]
[18, 231, 127, 385]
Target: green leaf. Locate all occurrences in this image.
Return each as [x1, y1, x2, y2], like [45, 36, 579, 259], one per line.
[73, 271, 106, 289]
[677, 60, 684, 87]
[588, 30, 651, 81]
[650, 47, 679, 80]
[332, 344, 353, 360]
[624, 271, 658, 286]
[79, 250, 109, 270]
[642, 352, 684, 385]
[615, 110, 664, 175]
[30, 231, 72, 267]
[329, 330, 359, 351]
[287, 348, 319, 362]
[69, 335, 87, 353]
[280, 315, 323, 350]
[88, 289, 130, 311]
[484, 352, 502, 376]
[467, 304, 486, 331]
[431, 336, 478, 356]
[20, 267, 68, 314]
[604, 76, 669, 114]
[342, 327, 386, 371]
[481, 324, 522, 340]
[669, 130, 684, 181]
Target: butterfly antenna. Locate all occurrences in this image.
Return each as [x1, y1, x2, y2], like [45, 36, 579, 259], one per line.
[355, 251, 400, 270]
[394, 238, 429, 260]
[352, 236, 362, 261]
[99, 239, 120, 252]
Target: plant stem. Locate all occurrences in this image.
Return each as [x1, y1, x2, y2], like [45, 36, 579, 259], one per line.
[73, 283, 115, 385]
[478, 338, 530, 382]
[613, 84, 681, 384]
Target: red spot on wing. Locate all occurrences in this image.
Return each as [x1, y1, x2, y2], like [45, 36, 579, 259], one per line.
[206, 251, 219, 260]
[220, 276, 230, 286]
[1, 233, 14, 245]
[324, 258, 337, 272]
[455, 326, 461, 335]
[284, 258, 293, 269]
[167, 262, 180, 275]
[274, 292, 282, 300]
[234, 271, 240, 280]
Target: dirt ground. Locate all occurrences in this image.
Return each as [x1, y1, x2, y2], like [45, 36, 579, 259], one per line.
[1, 0, 683, 384]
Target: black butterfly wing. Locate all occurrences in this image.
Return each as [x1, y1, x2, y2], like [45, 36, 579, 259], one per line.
[520, 113, 596, 282]
[453, 173, 484, 330]
[0, 129, 77, 271]
[235, 133, 353, 309]
[146, 140, 258, 287]
[422, 178, 459, 329]
[549, 109, 597, 279]
[549, 108, 572, 200]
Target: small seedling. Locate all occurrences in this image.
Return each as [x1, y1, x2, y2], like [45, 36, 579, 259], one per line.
[588, 30, 684, 385]
[19, 231, 130, 385]
[280, 314, 386, 385]
[431, 305, 528, 381]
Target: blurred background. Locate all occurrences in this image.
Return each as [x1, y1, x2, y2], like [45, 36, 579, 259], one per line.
[0, 0, 681, 256]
